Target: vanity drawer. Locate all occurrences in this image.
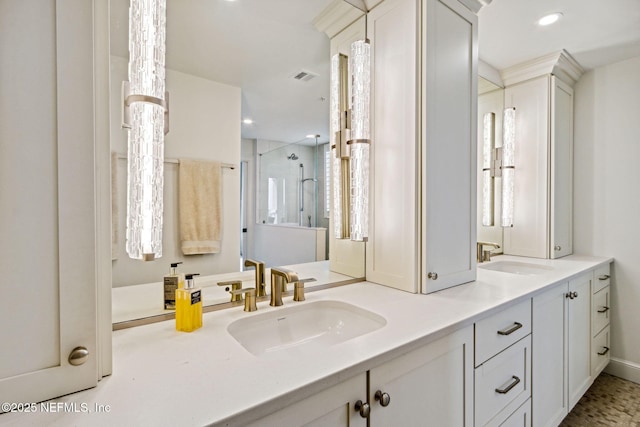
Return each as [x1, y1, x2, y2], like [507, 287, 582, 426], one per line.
[593, 264, 611, 294]
[592, 326, 610, 377]
[475, 299, 531, 366]
[592, 286, 610, 336]
[492, 398, 530, 427]
[475, 336, 531, 427]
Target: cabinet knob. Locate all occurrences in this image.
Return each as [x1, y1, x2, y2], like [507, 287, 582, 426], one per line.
[354, 400, 370, 418]
[374, 390, 391, 407]
[554, 245, 562, 251]
[427, 272, 438, 280]
[565, 291, 578, 299]
[68, 346, 89, 366]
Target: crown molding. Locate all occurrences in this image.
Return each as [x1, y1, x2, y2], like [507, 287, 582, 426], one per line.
[313, 0, 364, 39]
[457, 0, 491, 14]
[500, 49, 585, 87]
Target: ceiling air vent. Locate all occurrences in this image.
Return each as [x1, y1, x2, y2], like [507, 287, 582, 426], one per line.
[292, 70, 318, 82]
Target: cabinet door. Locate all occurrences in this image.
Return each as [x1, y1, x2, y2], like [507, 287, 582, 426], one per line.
[532, 283, 567, 427]
[369, 326, 474, 426]
[248, 373, 367, 427]
[550, 76, 573, 258]
[422, 0, 478, 292]
[567, 274, 592, 410]
[503, 76, 550, 259]
[366, 0, 419, 291]
[0, 0, 98, 405]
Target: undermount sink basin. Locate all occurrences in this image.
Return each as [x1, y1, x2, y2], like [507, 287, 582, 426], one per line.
[227, 300, 386, 358]
[479, 260, 554, 276]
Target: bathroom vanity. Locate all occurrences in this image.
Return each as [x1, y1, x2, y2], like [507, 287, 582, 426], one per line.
[1, 255, 611, 426]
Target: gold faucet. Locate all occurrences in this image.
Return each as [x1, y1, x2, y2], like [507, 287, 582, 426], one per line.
[217, 280, 243, 302]
[269, 267, 299, 307]
[477, 242, 501, 263]
[244, 259, 266, 297]
[230, 287, 257, 312]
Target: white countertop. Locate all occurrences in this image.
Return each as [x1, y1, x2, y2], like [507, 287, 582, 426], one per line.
[0, 255, 612, 427]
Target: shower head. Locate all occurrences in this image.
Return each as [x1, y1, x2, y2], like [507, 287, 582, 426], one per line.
[287, 153, 299, 160]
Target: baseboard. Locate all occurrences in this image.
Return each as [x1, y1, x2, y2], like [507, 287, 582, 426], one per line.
[604, 357, 640, 384]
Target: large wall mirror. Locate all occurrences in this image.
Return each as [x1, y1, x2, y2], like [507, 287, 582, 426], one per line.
[110, 0, 366, 325]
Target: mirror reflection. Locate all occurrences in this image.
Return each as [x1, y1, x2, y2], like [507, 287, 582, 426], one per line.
[477, 76, 504, 254]
[110, 0, 365, 325]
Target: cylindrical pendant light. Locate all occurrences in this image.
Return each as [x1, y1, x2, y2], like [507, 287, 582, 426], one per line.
[125, 0, 167, 260]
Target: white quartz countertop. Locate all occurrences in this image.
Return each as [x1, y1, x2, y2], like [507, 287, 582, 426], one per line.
[0, 255, 612, 427]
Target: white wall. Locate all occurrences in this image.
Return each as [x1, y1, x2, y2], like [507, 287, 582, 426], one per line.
[111, 56, 241, 286]
[573, 55, 640, 382]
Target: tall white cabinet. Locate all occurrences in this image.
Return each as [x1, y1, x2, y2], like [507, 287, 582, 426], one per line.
[365, 0, 479, 293]
[501, 51, 583, 259]
[0, 0, 103, 405]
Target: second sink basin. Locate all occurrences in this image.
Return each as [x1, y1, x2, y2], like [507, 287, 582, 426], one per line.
[227, 300, 386, 358]
[479, 260, 554, 276]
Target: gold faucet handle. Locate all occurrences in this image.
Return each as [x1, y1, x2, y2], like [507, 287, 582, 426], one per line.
[217, 280, 243, 302]
[230, 288, 257, 312]
[293, 278, 317, 302]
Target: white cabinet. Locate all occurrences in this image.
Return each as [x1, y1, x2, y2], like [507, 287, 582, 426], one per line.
[366, 0, 478, 293]
[368, 326, 474, 426]
[0, 0, 100, 405]
[532, 272, 592, 427]
[257, 326, 474, 426]
[503, 75, 574, 259]
[248, 373, 367, 427]
[592, 264, 612, 376]
[474, 300, 532, 426]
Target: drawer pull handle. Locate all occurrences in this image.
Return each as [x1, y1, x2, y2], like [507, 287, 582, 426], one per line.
[495, 375, 521, 394]
[354, 400, 370, 418]
[598, 346, 610, 356]
[599, 275, 610, 281]
[597, 306, 610, 313]
[497, 322, 523, 336]
[374, 390, 391, 407]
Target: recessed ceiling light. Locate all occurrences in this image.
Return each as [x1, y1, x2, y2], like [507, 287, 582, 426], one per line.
[243, 119, 253, 124]
[537, 12, 563, 26]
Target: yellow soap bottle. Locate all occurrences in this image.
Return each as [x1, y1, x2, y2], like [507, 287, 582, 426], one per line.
[164, 262, 184, 310]
[176, 273, 202, 332]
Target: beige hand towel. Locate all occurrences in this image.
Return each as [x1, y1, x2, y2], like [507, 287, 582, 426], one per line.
[179, 159, 222, 255]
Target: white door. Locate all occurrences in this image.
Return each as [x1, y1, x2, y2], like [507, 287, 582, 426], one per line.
[532, 283, 568, 427]
[567, 273, 592, 409]
[0, 0, 98, 405]
[423, 0, 478, 292]
[369, 326, 474, 426]
[550, 77, 573, 259]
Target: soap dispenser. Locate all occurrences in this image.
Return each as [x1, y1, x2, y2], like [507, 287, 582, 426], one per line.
[176, 273, 202, 332]
[164, 262, 184, 310]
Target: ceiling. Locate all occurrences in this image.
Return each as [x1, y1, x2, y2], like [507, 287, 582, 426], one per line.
[110, 0, 640, 145]
[479, 0, 640, 72]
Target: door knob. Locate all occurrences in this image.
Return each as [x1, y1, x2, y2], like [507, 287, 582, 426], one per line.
[68, 346, 89, 366]
[375, 390, 391, 407]
[354, 400, 370, 418]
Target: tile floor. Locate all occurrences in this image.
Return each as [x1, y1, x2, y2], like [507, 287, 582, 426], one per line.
[560, 373, 640, 426]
